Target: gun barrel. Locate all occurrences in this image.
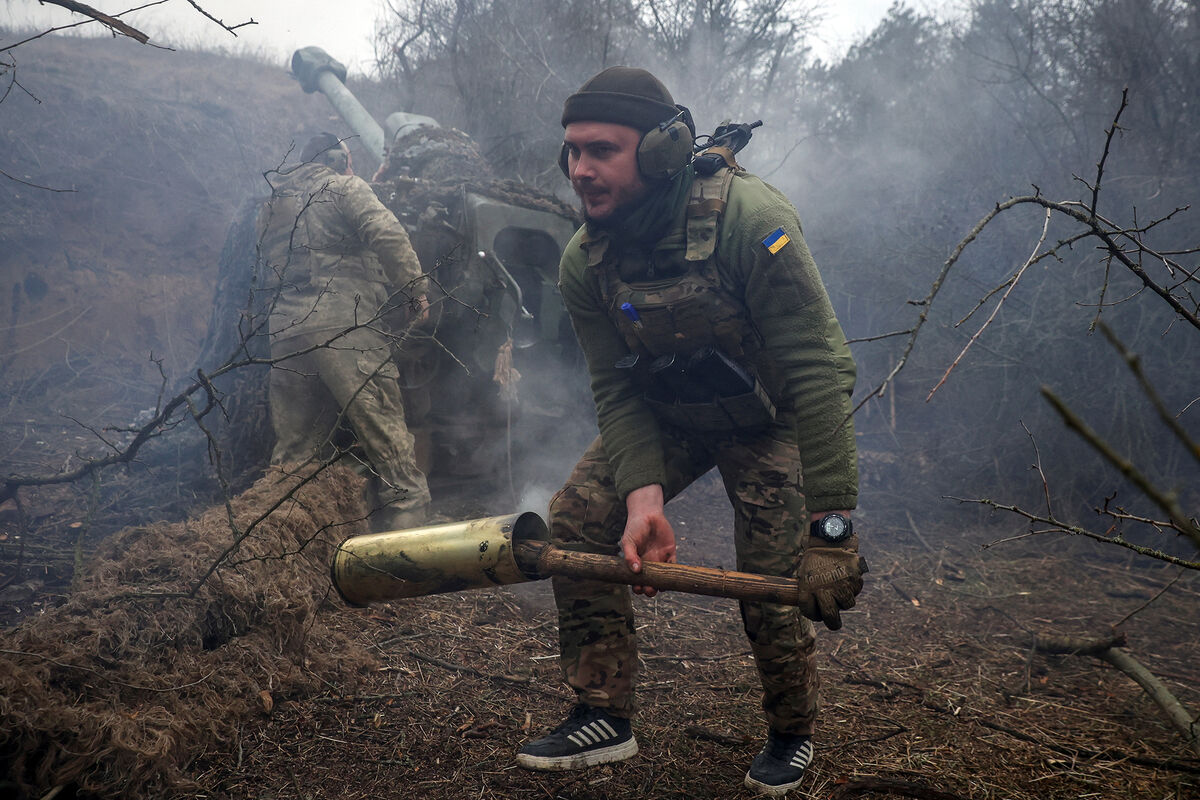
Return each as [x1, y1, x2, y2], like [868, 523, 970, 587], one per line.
[291, 46, 386, 172]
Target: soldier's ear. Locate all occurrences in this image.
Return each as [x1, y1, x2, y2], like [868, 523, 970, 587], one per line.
[325, 146, 350, 174]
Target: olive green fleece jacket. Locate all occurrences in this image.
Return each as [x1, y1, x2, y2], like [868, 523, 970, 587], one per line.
[559, 170, 859, 512]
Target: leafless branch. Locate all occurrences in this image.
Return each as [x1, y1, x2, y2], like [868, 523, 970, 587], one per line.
[857, 95, 1200, 419]
[1026, 626, 1199, 756]
[182, 0, 257, 35]
[1096, 322, 1200, 468]
[1098, 646, 1200, 757]
[1, 0, 253, 54]
[1041, 385, 1200, 549]
[0, 166, 76, 192]
[1114, 568, 1186, 627]
[16, 0, 156, 45]
[927, 208, 1053, 400]
[964, 496, 1199, 569]
[1084, 88, 1128, 221]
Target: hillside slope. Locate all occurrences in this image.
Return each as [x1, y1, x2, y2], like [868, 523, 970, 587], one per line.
[0, 32, 381, 388]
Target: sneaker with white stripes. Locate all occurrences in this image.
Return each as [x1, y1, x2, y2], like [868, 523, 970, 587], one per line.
[744, 731, 814, 796]
[516, 703, 638, 771]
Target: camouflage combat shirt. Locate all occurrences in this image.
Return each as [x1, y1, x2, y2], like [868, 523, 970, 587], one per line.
[257, 161, 427, 342]
[559, 169, 859, 513]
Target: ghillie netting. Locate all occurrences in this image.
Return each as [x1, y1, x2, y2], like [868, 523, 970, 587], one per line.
[0, 465, 375, 799]
[373, 124, 580, 223]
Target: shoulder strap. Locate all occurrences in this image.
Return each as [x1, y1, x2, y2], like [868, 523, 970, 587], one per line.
[685, 164, 737, 262]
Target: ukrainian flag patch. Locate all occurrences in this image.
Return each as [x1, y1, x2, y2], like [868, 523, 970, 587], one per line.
[762, 227, 790, 255]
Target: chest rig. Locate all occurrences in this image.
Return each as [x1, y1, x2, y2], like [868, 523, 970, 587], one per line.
[583, 165, 777, 432]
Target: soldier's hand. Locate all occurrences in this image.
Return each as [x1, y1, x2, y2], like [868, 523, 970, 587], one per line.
[413, 294, 432, 325]
[620, 484, 676, 598]
[797, 535, 867, 631]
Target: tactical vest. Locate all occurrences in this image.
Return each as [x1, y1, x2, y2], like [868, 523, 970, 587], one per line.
[585, 165, 777, 432]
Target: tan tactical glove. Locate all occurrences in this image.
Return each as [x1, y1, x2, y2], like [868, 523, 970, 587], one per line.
[797, 533, 868, 631]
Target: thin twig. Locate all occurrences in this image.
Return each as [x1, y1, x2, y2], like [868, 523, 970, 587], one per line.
[927, 208, 1052, 400]
[1097, 323, 1200, 468]
[952, 496, 1200, 569]
[1114, 568, 1187, 627]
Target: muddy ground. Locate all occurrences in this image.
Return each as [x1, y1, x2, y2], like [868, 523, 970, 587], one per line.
[196, 495, 1200, 800]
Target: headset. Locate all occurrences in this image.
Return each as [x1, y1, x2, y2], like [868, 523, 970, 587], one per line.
[559, 105, 695, 182]
[303, 132, 351, 174]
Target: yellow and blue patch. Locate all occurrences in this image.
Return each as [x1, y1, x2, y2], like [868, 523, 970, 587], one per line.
[762, 227, 790, 255]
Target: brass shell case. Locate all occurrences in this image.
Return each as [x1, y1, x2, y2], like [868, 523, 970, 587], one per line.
[331, 512, 548, 605]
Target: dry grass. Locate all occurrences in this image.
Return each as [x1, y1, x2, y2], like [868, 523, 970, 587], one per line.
[0, 466, 374, 798]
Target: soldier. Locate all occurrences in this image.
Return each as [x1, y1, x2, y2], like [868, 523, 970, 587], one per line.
[516, 69, 865, 796]
[257, 133, 431, 530]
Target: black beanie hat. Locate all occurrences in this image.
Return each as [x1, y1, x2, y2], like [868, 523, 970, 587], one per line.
[561, 66, 679, 132]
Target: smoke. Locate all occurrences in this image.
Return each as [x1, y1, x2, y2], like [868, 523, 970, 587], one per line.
[518, 483, 557, 521]
[4, 0, 1197, 547]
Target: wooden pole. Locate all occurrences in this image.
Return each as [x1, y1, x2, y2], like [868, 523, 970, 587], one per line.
[514, 540, 802, 606]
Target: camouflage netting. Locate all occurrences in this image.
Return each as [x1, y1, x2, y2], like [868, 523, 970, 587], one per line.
[379, 172, 581, 224]
[378, 125, 495, 182]
[0, 465, 376, 799]
[374, 124, 581, 222]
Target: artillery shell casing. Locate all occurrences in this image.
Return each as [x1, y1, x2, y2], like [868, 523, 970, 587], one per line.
[331, 512, 548, 605]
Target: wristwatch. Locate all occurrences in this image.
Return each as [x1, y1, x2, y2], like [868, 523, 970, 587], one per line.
[810, 513, 853, 544]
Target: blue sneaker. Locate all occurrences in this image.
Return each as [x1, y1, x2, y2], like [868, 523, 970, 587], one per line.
[744, 731, 814, 796]
[516, 704, 638, 771]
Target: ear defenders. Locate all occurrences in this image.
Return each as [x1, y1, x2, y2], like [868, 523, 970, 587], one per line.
[559, 105, 695, 181]
[321, 147, 350, 174]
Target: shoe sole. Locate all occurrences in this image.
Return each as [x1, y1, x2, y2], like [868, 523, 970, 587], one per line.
[516, 737, 638, 771]
[744, 772, 805, 797]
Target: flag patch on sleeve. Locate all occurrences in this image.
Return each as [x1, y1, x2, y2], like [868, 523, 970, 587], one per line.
[762, 227, 790, 254]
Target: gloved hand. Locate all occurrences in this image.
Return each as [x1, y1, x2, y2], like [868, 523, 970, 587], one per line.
[797, 534, 868, 631]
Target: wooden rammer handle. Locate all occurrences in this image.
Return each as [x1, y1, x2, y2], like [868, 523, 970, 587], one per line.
[514, 539, 802, 606]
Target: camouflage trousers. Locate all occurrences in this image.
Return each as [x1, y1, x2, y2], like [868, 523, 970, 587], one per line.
[550, 427, 819, 735]
[268, 327, 431, 514]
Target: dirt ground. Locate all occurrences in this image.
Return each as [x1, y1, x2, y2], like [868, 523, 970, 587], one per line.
[8, 472, 1194, 800]
[178, 485, 1200, 800]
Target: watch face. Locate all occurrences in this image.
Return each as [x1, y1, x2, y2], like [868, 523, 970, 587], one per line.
[815, 514, 850, 542]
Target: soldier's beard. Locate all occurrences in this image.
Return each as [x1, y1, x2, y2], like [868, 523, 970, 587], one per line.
[574, 174, 651, 226]
[583, 196, 641, 228]
[583, 178, 680, 248]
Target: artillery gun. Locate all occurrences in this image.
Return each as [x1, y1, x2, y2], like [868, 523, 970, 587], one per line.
[197, 47, 590, 496]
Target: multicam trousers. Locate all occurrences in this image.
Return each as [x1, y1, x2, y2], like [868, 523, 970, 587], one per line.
[549, 426, 819, 735]
[268, 327, 431, 515]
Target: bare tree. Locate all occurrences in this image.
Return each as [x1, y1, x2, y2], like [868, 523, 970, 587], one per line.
[861, 91, 1198, 567]
[372, 0, 819, 181]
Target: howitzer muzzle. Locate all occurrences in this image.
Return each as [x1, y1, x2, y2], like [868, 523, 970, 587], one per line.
[290, 46, 386, 170]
